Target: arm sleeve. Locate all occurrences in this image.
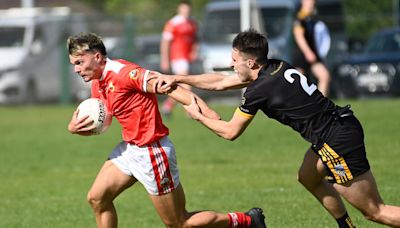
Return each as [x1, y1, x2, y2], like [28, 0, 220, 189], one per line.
[120, 66, 151, 93]
[162, 20, 174, 41]
[238, 88, 266, 117]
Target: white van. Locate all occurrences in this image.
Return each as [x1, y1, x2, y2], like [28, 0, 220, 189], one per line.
[199, 0, 347, 74]
[0, 7, 90, 104]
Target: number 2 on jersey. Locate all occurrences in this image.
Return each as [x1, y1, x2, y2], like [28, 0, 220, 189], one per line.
[284, 69, 317, 96]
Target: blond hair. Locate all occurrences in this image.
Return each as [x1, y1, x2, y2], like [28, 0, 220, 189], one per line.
[67, 32, 107, 56]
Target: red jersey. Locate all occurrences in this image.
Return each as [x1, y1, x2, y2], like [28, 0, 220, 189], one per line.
[91, 59, 169, 146]
[162, 15, 197, 61]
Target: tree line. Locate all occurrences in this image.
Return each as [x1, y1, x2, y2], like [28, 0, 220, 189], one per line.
[81, 0, 398, 42]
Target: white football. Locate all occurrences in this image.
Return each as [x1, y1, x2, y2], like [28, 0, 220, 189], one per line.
[76, 98, 112, 135]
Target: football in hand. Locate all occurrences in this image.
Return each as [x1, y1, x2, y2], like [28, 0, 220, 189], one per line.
[76, 98, 112, 135]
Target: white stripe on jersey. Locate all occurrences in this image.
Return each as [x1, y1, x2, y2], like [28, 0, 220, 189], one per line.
[143, 70, 150, 92]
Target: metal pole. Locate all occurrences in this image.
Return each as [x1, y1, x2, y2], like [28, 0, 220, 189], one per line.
[394, 0, 399, 27]
[241, 0, 251, 31]
[60, 37, 71, 104]
[21, 0, 34, 8]
[123, 15, 135, 61]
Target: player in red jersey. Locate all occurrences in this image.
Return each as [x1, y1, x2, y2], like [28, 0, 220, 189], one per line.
[160, 0, 198, 117]
[66, 32, 266, 228]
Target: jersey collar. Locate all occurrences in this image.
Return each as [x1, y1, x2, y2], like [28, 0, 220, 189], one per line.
[100, 58, 112, 81]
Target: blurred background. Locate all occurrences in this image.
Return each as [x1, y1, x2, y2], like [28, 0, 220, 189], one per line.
[0, 0, 399, 104]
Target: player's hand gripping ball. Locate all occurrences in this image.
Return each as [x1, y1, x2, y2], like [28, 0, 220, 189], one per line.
[77, 98, 112, 135]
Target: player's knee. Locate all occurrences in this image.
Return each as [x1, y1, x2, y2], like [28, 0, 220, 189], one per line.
[297, 170, 307, 185]
[297, 170, 322, 191]
[86, 191, 108, 211]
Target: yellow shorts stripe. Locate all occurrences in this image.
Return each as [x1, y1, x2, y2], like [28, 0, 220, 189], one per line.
[235, 107, 254, 119]
[318, 143, 353, 184]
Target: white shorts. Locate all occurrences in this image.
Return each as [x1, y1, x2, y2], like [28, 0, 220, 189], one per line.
[171, 59, 190, 74]
[108, 136, 180, 195]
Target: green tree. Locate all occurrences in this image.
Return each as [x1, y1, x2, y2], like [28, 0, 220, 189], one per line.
[81, 0, 211, 33]
[344, 0, 395, 41]
[80, 0, 398, 42]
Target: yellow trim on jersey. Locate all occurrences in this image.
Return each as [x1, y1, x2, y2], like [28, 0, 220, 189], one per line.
[318, 143, 353, 184]
[297, 9, 312, 19]
[235, 107, 254, 119]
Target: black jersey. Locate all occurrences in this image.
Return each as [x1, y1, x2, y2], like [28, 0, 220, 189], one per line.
[238, 59, 340, 147]
[300, 16, 319, 55]
[291, 12, 325, 70]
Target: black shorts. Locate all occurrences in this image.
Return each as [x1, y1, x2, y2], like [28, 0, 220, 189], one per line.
[291, 48, 323, 72]
[312, 115, 370, 184]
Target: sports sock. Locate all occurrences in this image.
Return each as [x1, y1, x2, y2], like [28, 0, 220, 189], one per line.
[336, 212, 356, 228]
[227, 212, 252, 228]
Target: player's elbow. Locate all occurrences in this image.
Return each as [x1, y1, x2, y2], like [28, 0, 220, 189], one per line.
[227, 135, 238, 141]
[221, 131, 240, 141]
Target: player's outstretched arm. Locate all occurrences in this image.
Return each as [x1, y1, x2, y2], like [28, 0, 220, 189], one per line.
[147, 75, 220, 120]
[184, 96, 253, 141]
[152, 72, 249, 93]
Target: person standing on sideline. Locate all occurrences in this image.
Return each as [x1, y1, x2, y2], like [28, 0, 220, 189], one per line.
[154, 29, 400, 228]
[292, 0, 331, 96]
[66, 32, 266, 228]
[160, 0, 198, 117]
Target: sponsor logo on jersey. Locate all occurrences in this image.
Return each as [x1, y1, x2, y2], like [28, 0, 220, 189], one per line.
[241, 96, 246, 106]
[129, 69, 140, 80]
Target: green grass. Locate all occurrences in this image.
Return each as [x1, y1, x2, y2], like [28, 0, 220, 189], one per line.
[1, 99, 400, 227]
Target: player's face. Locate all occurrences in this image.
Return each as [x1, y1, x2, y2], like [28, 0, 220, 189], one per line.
[231, 48, 252, 82]
[178, 4, 191, 18]
[301, 0, 315, 12]
[69, 52, 103, 82]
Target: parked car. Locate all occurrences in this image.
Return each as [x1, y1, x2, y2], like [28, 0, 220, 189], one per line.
[335, 27, 400, 98]
[0, 7, 90, 104]
[198, 0, 347, 101]
[199, 0, 347, 74]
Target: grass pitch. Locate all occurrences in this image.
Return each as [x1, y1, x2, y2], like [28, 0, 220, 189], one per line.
[0, 98, 399, 227]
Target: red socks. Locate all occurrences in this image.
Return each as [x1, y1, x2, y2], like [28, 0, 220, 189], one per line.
[228, 212, 252, 228]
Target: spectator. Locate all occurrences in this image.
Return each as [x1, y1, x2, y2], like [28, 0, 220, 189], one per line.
[160, 0, 199, 117]
[292, 0, 331, 96]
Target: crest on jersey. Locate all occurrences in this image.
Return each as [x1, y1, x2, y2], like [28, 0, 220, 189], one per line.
[129, 69, 140, 80]
[334, 164, 346, 177]
[107, 82, 115, 93]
